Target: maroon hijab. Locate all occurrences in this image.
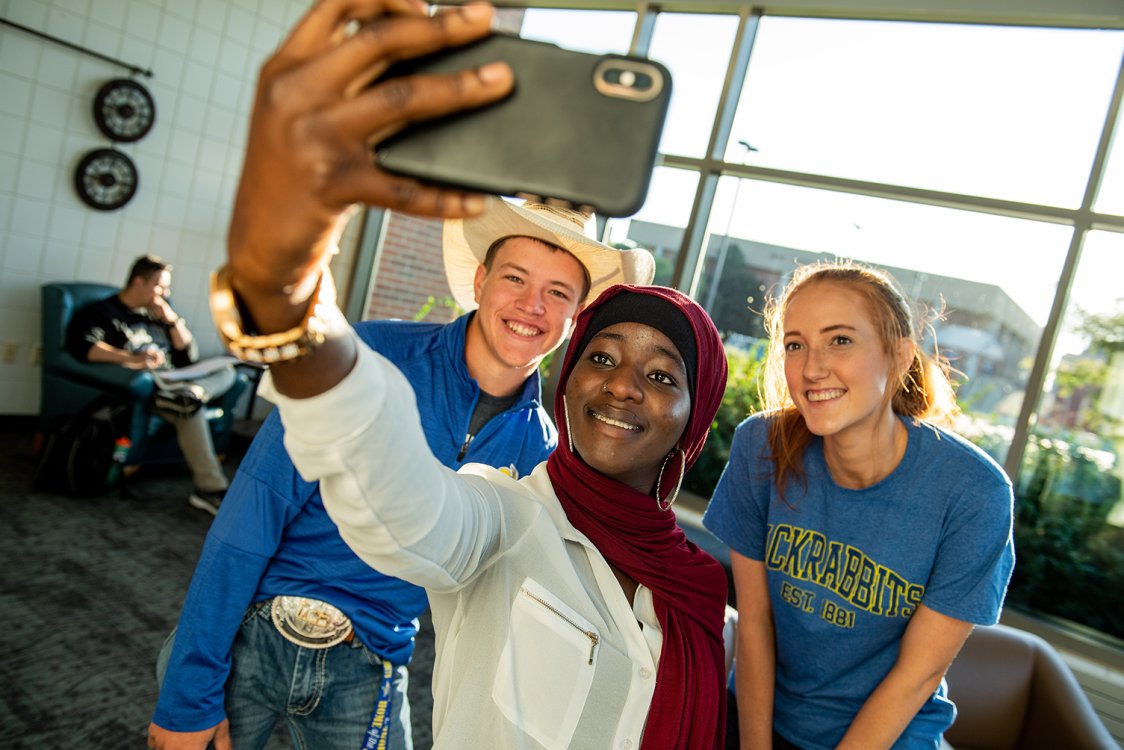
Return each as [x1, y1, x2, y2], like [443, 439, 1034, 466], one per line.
[546, 285, 729, 749]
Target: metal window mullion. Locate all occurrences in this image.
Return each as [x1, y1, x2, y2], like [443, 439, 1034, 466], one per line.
[1076, 50, 1124, 216]
[628, 3, 658, 55]
[705, 8, 761, 169]
[1090, 212, 1124, 232]
[677, 174, 722, 296]
[659, 153, 1084, 226]
[477, 0, 1123, 30]
[1003, 49, 1124, 479]
[347, 208, 389, 323]
[672, 6, 762, 296]
[1003, 226, 1083, 481]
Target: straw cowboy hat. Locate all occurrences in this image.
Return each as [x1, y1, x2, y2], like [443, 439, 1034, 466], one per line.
[443, 197, 655, 311]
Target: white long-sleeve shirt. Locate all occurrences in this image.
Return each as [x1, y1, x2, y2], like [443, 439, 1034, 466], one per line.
[264, 340, 663, 750]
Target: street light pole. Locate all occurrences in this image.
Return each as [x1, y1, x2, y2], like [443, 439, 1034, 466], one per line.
[704, 139, 757, 315]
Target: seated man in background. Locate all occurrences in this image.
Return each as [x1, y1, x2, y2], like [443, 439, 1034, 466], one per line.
[66, 254, 234, 514]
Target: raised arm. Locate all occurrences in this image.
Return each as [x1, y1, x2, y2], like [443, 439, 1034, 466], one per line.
[150, 296, 195, 356]
[223, 0, 513, 396]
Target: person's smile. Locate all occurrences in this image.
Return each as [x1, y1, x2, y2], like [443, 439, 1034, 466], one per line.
[501, 317, 545, 339]
[804, 387, 848, 405]
[587, 403, 642, 434]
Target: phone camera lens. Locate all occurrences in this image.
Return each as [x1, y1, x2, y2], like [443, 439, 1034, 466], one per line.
[603, 68, 653, 91]
[594, 60, 662, 101]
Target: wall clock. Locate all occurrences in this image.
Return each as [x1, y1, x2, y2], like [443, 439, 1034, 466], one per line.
[92, 78, 155, 143]
[74, 148, 138, 211]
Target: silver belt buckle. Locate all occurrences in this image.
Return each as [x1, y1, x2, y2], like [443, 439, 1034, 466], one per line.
[270, 596, 353, 649]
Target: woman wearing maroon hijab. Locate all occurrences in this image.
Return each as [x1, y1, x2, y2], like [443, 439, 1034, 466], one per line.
[254, 283, 730, 749]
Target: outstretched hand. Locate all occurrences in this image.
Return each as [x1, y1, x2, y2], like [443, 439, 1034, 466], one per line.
[222, 0, 513, 398]
[228, 0, 514, 319]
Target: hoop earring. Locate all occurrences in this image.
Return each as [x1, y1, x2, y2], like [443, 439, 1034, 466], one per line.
[655, 447, 686, 511]
[562, 395, 575, 453]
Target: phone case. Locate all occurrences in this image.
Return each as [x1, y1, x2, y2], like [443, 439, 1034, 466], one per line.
[373, 34, 672, 218]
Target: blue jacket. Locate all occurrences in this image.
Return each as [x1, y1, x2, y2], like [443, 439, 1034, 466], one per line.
[153, 314, 557, 732]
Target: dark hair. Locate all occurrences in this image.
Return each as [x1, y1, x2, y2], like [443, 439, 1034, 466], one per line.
[761, 260, 959, 500]
[126, 255, 170, 286]
[483, 236, 591, 303]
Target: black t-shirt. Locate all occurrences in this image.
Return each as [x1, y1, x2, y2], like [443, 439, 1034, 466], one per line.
[467, 390, 520, 438]
[66, 295, 195, 368]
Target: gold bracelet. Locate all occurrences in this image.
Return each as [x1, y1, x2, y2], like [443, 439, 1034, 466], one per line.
[209, 265, 337, 364]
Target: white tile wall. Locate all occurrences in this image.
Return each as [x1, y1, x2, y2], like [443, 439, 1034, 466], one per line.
[0, 153, 17, 203]
[0, 0, 297, 415]
[6, 2, 49, 30]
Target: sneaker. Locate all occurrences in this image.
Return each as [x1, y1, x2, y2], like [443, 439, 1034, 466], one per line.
[189, 488, 226, 516]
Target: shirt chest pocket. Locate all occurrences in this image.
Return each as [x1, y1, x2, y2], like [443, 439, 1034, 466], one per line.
[492, 577, 600, 750]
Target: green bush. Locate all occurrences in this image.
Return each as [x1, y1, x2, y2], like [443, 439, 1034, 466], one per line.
[685, 342, 767, 497]
[413, 296, 461, 322]
[1007, 435, 1124, 641]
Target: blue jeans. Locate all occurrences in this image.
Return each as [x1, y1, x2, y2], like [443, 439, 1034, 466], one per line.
[157, 602, 413, 750]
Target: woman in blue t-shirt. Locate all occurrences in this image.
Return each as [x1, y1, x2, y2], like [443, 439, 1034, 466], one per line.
[703, 261, 1015, 750]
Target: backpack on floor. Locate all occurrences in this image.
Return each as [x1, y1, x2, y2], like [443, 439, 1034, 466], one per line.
[35, 402, 128, 497]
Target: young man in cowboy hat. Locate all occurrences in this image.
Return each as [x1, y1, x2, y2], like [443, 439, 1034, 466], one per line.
[149, 197, 653, 750]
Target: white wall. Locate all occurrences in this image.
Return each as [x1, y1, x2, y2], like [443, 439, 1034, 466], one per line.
[0, 0, 310, 415]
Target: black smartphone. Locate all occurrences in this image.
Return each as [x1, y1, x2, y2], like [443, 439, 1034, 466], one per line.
[372, 33, 672, 218]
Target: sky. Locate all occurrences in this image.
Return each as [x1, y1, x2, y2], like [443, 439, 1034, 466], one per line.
[518, 8, 1124, 354]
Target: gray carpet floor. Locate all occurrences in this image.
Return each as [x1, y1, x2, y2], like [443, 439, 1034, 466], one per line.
[0, 422, 436, 750]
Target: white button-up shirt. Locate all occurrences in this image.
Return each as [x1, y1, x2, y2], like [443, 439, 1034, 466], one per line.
[266, 343, 663, 749]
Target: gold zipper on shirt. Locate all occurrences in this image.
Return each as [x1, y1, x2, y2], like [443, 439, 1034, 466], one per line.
[520, 586, 599, 665]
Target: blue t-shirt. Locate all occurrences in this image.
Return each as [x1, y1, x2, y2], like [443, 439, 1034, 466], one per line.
[703, 413, 1015, 750]
[153, 314, 558, 733]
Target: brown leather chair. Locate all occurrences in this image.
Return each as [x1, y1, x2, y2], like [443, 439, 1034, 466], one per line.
[944, 624, 1117, 750]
